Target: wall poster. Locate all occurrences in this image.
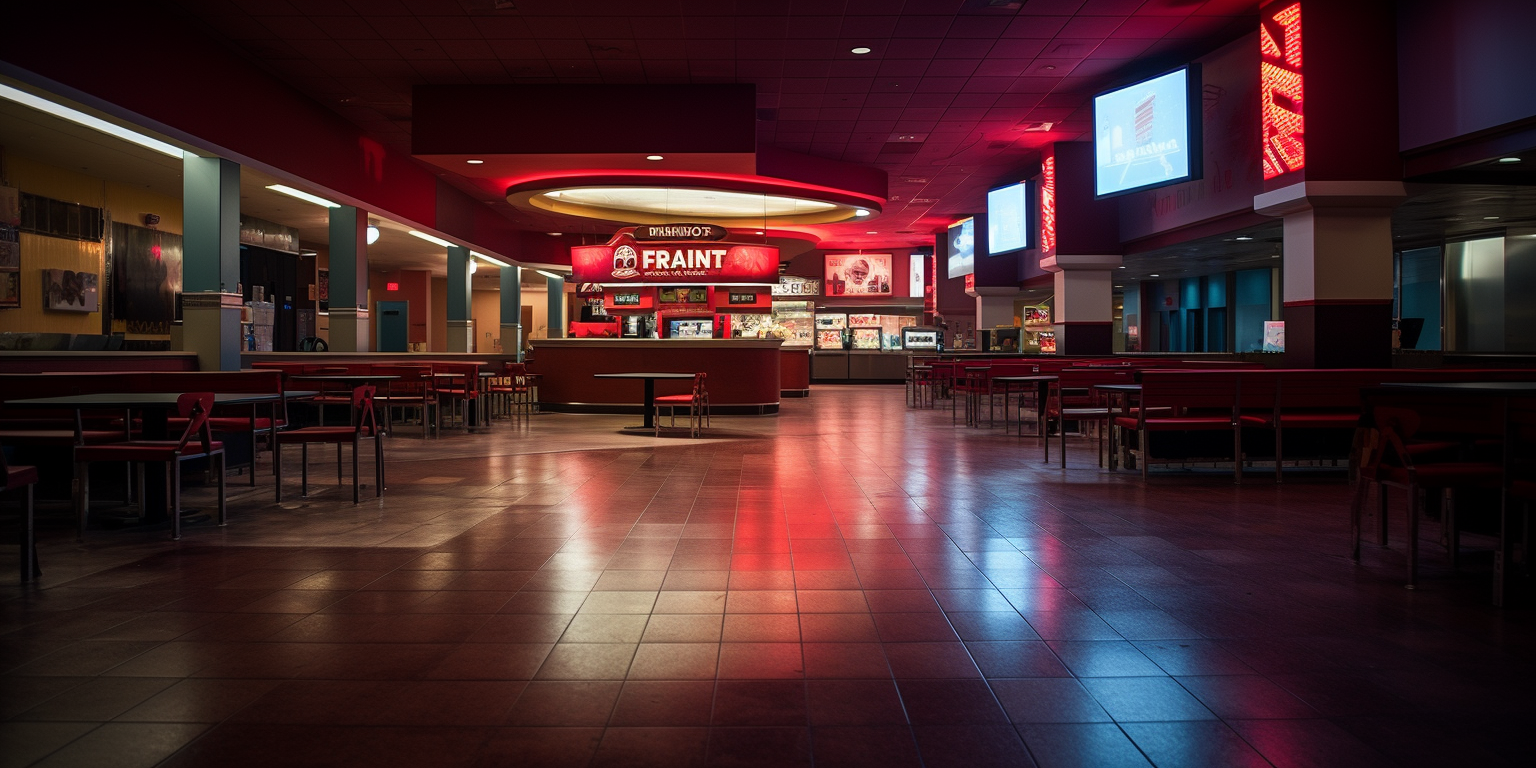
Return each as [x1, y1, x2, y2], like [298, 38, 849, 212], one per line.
[110, 222, 182, 335]
[0, 186, 19, 308]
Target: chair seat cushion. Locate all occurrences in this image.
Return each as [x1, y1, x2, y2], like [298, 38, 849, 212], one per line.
[1140, 417, 1234, 430]
[76, 440, 224, 462]
[1242, 412, 1360, 429]
[0, 429, 127, 447]
[1060, 408, 1111, 418]
[5, 465, 39, 490]
[1378, 462, 1503, 487]
[654, 394, 697, 404]
[207, 416, 277, 432]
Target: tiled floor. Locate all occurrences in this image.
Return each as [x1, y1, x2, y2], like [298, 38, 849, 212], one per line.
[2, 385, 1533, 767]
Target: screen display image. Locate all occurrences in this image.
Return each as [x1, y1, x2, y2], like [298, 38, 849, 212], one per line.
[850, 328, 881, 351]
[946, 218, 975, 279]
[816, 329, 845, 350]
[1093, 66, 1202, 197]
[815, 313, 846, 330]
[669, 319, 713, 339]
[986, 182, 1030, 255]
[902, 328, 939, 350]
[825, 254, 892, 296]
[908, 251, 926, 297]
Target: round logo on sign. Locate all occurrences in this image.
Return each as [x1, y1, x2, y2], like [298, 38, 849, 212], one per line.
[612, 245, 639, 279]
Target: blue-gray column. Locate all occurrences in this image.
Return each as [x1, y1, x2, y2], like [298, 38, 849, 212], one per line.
[500, 265, 522, 360]
[546, 274, 565, 339]
[328, 206, 370, 351]
[447, 245, 473, 352]
[181, 155, 241, 370]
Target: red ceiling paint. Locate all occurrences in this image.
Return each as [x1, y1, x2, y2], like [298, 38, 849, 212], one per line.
[1262, 2, 1306, 180]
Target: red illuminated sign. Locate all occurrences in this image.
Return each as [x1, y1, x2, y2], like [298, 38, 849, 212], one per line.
[1261, 2, 1304, 180]
[571, 227, 779, 286]
[1040, 155, 1057, 255]
[385, 281, 400, 292]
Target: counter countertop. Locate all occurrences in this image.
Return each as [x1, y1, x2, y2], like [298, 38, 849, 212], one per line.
[531, 338, 784, 349]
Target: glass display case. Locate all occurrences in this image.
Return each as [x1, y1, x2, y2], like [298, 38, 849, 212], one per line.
[769, 300, 814, 347]
[816, 329, 845, 350]
[850, 327, 881, 350]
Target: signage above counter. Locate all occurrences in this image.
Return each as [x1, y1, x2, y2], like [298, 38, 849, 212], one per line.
[572, 226, 779, 286]
[633, 223, 728, 242]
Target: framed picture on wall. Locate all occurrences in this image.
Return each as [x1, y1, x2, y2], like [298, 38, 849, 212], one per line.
[43, 269, 99, 312]
[0, 269, 20, 309]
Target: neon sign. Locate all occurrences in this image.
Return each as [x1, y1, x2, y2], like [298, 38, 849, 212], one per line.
[1261, 2, 1304, 179]
[1040, 155, 1057, 254]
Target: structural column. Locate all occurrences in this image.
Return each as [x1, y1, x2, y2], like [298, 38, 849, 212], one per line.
[1039, 142, 1122, 355]
[500, 265, 523, 360]
[180, 155, 242, 371]
[328, 206, 370, 351]
[545, 274, 566, 338]
[1255, 183, 1405, 367]
[1045, 254, 1122, 354]
[446, 246, 473, 352]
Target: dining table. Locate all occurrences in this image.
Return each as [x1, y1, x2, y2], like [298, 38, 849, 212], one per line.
[4, 391, 312, 527]
[991, 376, 1059, 461]
[594, 372, 697, 431]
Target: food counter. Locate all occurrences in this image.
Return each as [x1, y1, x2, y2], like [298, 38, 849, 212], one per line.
[528, 338, 783, 415]
[811, 351, 911, 382]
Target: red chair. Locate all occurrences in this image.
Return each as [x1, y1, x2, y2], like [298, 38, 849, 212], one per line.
[433, 363, 482, 431]
[374, 364, 436, 438]
[1350, 405, 1503, 589]
[655, 373, 708, 437]
[275, 385, 384, 504]
[489, 362, 541, 418]
[3, 442, 40, 582]
[73, 393, 226, 541]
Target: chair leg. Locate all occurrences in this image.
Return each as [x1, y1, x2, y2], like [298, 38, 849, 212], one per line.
[1233, 425, 1242, 486]
[1445, 489, 1459, 570]
[1378, 485, 1389, 545]
[1059, 415, 1066, 469]
[352, 438, 361, 504]
[216, 452, 228, 527]
[301, 443, 309, 498]
[1349, 478, 1370, 562]
[337, 443, 343, 485]
[249, 432, 259, 487]
[375, 435, 385, 497]
[274, 440, 283, 502]
[1406, 486, 1420, 589]
[1274, 427, 1284, 484]
[169, 462, 181, 541]
[74, 462, 90, 542]
[21, 484, 38, 582]
[1140, 430, 1150, 481]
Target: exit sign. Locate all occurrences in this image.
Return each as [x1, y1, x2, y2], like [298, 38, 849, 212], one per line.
[385, 282, 400, 292]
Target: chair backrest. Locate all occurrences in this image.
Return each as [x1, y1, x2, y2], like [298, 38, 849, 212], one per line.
[353, 385, 379, 436]
[176, 392, 217, 454]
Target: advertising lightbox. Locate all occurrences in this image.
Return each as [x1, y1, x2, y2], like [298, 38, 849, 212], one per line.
[1093, 65, 1203, 197]
[986, 182, 1031, 255]
[946, 218, 975, 279]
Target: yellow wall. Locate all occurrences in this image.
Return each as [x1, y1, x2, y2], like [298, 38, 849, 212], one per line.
[0, 153, 182, 337]
[471, 288, 500, 353]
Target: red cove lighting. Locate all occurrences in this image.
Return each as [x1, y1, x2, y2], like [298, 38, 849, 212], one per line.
[1261, 2, 1305, 180]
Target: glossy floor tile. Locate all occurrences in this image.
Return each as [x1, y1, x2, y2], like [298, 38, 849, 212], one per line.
[2, 385, 1534, 767]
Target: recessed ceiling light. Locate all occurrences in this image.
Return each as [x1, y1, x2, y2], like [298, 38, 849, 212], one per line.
[267, 184, 340, 208]
[1497, 157, 1521, 163]
[1149, 274, 1160, 277]
[466, 159, 484, 165]
[645, 155, 664, 161]
[754, 231, 765, 235]
[855, 209, 871, 217]
[1485, 216, 1501, 220]
[1235, 236, 1254, 241]
[866, 231, 878, 234]
[851, 47, 872, 55]
[1117, 266, 1125, 269]
[547, 232, 563, 236]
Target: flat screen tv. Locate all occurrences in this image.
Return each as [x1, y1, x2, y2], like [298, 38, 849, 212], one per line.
[1092, 64, 1202, 198]
[946, 217, 975, 279]
[985, 181, 1031, 255]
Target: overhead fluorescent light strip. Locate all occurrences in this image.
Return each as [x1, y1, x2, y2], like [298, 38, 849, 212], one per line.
[471, 251, 511, 268]
[535, 270, 567, 280]
[267, 184, 340, 208]
[408, 230, 454, 247]
[0, 83, 185, 159]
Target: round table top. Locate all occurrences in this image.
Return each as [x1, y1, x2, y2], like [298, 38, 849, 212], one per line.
[594, 372, 697, 380]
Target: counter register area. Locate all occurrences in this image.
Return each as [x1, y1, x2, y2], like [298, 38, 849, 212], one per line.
[529, 225, 795, 418]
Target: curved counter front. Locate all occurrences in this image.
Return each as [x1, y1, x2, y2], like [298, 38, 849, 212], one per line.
[528, 338, 783, 415]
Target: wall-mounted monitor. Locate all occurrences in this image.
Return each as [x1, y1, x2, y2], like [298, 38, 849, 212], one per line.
[1093, 64, 1203, 198]
[946, 217, 975, 279]
[985, 181, 1032, 255]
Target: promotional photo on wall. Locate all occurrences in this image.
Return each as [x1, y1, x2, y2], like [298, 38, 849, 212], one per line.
[824, 253, 892, 296]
